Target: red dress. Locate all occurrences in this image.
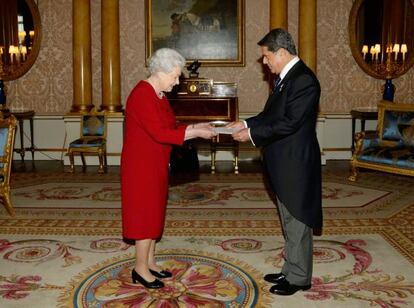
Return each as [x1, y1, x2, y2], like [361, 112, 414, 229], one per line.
[121, 81, 186, 240]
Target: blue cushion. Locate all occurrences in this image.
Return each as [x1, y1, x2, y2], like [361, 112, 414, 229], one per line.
[382, 111, 414, 141]
[359, 146, 414, 169]
[398, 123, 414, 152]
[362, 136, 380, 150]
[0, 127, 8, 156]
[82, 116, 105, 137]
[69, 138, 106, 148]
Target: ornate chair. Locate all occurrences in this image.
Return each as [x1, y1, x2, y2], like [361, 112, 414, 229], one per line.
[68, 109, 107, 173]
[349, 101, 414, 181]
[0, 115, 17, 216]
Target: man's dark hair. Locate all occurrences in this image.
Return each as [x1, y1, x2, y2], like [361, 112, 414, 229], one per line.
[258, 28, 297, 55]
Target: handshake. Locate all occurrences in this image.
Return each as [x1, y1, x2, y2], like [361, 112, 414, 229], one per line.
[187, 121, 249, 142]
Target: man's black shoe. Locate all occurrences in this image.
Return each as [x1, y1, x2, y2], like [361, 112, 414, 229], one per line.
[264, 272, 286, 284]
[269, 278, 311, 296]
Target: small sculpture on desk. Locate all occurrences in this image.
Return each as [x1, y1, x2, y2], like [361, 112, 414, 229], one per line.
[187, 60, 201, 78]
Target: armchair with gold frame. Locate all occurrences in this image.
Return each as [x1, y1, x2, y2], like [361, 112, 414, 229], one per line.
[349, 101, 414, 181]
[0, 115, 17, 216]
[67, 109, 107, 173]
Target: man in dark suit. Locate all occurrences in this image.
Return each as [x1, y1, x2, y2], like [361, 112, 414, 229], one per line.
[227, 28, 322, 296]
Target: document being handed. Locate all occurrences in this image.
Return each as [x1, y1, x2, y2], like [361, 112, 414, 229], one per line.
[210, 121, 241, 135]
[213, 127, 239, 135]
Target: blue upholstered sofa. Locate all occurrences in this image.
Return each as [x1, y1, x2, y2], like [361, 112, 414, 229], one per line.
[348, 101, 414, 181]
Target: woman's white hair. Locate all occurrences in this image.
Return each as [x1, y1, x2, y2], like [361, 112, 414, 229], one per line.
[147, 48, 186, 74]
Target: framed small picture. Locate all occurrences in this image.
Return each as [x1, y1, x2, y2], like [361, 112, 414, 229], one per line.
[145, 0, 245, 66]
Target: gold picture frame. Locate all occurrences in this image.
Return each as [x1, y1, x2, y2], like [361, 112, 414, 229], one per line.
[145, 0, 245, 67]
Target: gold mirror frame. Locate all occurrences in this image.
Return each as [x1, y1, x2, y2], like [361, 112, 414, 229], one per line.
[348, 0, 414, 80]
[0, 0, 42, 81]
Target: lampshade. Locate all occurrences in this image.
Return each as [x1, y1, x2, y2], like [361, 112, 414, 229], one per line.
[18, 31, 26, 40]
[362, 45, 368, 53]
[401, 44, 408, 53]
[393, 44, 400, 53]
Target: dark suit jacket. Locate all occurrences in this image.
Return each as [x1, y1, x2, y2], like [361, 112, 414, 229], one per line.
[246, 60, 322, 229]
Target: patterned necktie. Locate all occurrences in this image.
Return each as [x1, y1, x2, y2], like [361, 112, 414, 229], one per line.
[273, 77, 281, 92]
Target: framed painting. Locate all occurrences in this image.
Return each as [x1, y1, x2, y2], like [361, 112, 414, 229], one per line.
[145, 0, 245, 66]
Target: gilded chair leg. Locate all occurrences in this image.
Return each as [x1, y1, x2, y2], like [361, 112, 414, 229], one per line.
[3, 192, 15, 216]
[348, 165, 358, 182]
[69, 151, 75, 173]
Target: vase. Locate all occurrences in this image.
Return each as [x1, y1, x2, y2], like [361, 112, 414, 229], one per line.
[0, 80, 6, 106]
[382, 79, 395, 102]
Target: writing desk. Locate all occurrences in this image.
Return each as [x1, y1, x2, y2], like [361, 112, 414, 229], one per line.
[168, 78, 239, 173]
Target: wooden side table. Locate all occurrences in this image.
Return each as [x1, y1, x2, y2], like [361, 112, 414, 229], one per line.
[10, 110, 35, 162]
[350, 107, 378, 151]
[168, 78, 239, 174]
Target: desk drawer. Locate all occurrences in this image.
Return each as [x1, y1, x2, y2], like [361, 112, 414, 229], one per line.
[169, 98, 238, 122]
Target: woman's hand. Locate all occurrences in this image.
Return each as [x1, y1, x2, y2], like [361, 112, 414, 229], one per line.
[184, 123, 217, 140]
[193, 122, 214, 129]
[196, 127, 218, 139]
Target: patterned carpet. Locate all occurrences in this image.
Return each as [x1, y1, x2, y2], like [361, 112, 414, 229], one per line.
[0, 167, 414, 307]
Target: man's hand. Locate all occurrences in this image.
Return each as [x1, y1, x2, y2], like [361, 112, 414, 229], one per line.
[232, 128, 250, 142]
[225, 121, 245, 131]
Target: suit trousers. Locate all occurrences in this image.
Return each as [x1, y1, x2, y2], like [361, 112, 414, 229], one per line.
[277, 197, 313, 285]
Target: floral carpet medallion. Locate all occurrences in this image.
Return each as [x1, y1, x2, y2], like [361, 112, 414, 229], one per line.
[60, 250, 268, 307]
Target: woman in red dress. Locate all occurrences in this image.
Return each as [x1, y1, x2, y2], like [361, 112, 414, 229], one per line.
[121, 48, 216, 289]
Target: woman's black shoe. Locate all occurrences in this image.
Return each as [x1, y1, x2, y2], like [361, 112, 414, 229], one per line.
[150, 269, 173, 279]
[131, 269, 164, 288]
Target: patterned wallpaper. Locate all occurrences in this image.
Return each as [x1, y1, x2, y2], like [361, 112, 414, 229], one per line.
[4, 0, 414, 113]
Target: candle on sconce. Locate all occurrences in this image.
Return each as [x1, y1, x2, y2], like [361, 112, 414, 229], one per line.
[29, 30, 34, 39]
[374, 44, 381, 61]
[14, 46, 20, 63]
[370, 45, 376, 61]
[393, 44, 400, 61]
[21, 46, 27, 61]
[400, 44, 408, 62]
[361, 45, 368, 60]
[8, 45, 15, 64]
